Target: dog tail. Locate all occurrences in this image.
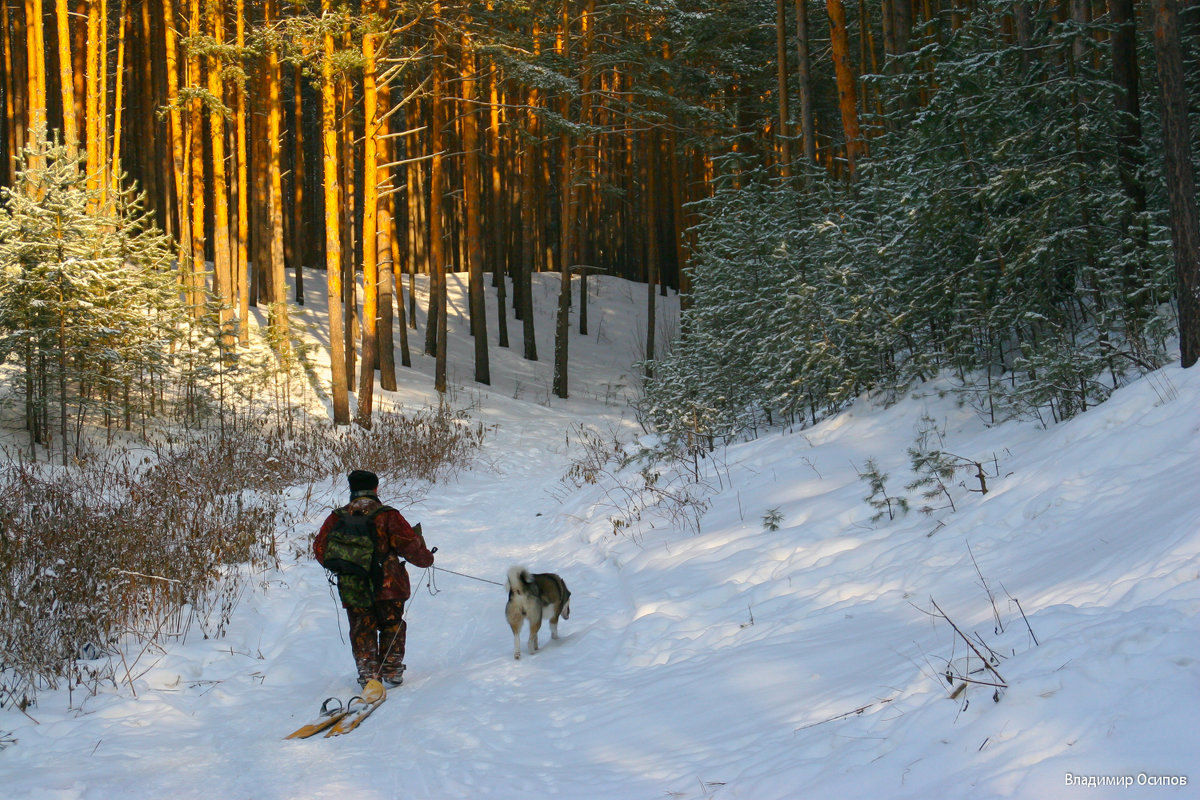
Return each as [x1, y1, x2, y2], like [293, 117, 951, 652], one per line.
[506, 565, 532, 595]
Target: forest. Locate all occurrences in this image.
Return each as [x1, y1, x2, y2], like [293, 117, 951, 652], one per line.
[0, 0, 1198, 451]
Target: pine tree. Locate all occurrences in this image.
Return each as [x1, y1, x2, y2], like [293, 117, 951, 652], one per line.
[0, 127, 185, 463]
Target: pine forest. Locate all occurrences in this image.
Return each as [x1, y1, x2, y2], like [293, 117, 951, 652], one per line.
[0, 0, 1198, 449]
[3, 5, 1200, 787]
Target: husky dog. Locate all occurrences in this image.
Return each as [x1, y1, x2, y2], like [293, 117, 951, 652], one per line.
[505, 565, 571, 660]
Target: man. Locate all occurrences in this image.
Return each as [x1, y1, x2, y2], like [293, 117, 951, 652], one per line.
[314, 470, 435, 687]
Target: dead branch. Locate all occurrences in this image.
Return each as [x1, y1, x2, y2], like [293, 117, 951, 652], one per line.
[930, 599, 1007, 687]
[793, 698, 893, 733]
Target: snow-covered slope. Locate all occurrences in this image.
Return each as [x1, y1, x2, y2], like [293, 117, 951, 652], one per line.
[2, 272, 1197, 800]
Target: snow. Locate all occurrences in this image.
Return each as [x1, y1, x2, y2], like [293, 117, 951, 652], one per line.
[2, 271, 1198, 799]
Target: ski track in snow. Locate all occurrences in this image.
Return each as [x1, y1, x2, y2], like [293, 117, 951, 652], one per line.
[2, 273, 1198, 800]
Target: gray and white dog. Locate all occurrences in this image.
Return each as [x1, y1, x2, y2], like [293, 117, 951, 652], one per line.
[505, 565, 571, 660]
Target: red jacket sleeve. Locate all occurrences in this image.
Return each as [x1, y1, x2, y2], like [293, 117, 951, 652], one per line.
[313, 513, 338, 564]
[383, 510, 435, 568]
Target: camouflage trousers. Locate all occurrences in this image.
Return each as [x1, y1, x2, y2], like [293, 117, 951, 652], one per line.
[345, 600, 407, 683]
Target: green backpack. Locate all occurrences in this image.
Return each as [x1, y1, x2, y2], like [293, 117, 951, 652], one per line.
[323, 506, 390, 607]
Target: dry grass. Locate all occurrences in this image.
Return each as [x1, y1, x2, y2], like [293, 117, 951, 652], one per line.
[0, 403, 484, 709]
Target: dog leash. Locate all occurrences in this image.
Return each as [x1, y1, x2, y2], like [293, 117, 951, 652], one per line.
[431, 565, 504, 587]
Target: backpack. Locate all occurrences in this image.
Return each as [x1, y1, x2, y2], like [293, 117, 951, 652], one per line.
[323, 506, 391, 607]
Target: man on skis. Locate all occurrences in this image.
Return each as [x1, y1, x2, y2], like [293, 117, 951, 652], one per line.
[314, 469, 435, 687]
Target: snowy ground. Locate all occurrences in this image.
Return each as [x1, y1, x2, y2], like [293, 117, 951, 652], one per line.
[2, 272, 1198, 799]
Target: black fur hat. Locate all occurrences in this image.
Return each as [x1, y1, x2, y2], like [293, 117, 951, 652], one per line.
[347, 470, 379, 493]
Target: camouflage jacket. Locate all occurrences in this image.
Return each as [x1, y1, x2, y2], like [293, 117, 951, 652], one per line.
[314, 494, 434, 605]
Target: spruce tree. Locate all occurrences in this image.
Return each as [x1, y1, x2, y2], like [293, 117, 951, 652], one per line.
[0, 127, 185, 462]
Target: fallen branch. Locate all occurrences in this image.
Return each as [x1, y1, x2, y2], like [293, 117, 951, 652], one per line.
[793, 698, 894, 733]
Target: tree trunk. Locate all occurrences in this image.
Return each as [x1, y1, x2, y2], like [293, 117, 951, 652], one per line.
[427, 15, 448, 394]
[892, 0, 912, 57]
[207, 0, 234, 351]
[357, 10, 380, 425]
[404, 97, 423, 326]
[375, 0, 397, 390]
[2, 0, 17, 184]
[96, 0, 108, 204]
[85, 0, 99, 191]
[794, 0, 816, 165]
[577, 0, 595, 335]
[519, 78, 539, 362]
[462, 34, 491, 385]
[161, 0, 191, 296]
[291, 65, 305, 305]
[391, 185, 412, 367]
[826, 0, 862, 179]
[322, 0, 350, 424]
[552, 0, 574, 400]
[1152, 0, 1200, 367]
[265, 0, 288, 346]
[188, 0, 206, 318]
[1109, 0, 1146, 216]
[111, 0, 127, 178]
[54, 0, 76, 153]
[775, 0, 792, 178]
[486, 33, 509, 349]
[645, 128, 659, 371]
[339, 81, 357, 390]
[235, 0, 249, 344]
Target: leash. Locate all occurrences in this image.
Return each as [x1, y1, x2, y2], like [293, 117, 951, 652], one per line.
[431, 565, 504, 587]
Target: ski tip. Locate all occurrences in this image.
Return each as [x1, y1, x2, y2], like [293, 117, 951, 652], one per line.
[362, 679, 386, 703]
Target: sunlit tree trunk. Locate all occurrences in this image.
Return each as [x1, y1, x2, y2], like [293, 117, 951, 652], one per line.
[85, 0, 98, 186]
[111, 0, 128, 179]
[188, 0, 206, 317]
[357, 8, 380, 425]
[265, 0, 289, 347]
[322, 0, 350, 424]
[234, 0, 249, 344]
[374, 0, 397, 391]
[207, 0, 234, 350]
[340, 78, 357, 389]
[291, 64, 306, 305]
[54, 0, 76, 154]
[161, 0, 191, 286]
[25, 0, 47, 147]
[97, 0, 108, 204]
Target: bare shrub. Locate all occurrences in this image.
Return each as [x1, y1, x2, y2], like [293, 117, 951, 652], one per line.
[0, 454, 283, 709]
[563, 426, 713, 538]
[0, 403, 485, 708]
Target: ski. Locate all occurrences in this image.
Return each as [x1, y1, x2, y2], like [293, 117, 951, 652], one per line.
[284, 695, 355, 740]
[323, 679, 386, 737]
